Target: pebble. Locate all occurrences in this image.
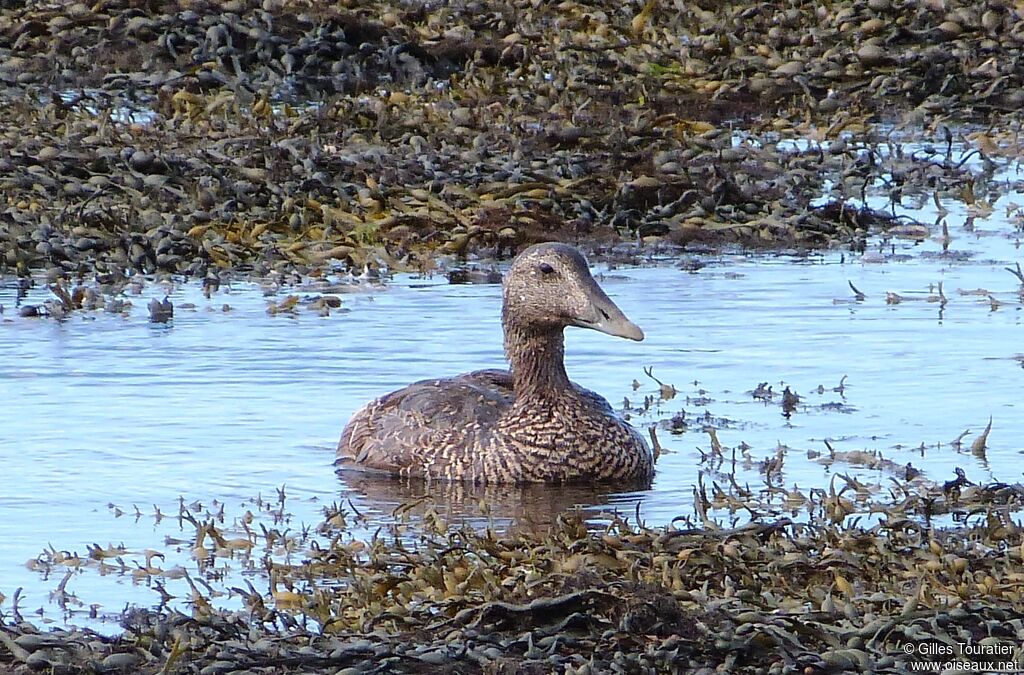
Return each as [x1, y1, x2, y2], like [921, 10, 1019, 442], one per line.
[101, 652, 142, 669]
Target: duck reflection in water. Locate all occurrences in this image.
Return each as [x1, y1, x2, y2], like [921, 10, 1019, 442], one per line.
[339, 474, 651, 533]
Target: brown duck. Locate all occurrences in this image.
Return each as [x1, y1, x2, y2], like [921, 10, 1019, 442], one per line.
[336, 243, 654, 484]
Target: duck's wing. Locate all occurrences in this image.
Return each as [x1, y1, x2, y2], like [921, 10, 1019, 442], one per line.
[336, 369, 514, 478]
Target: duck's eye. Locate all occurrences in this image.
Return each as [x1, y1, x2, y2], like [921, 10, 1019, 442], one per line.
[538, 262, 555, 275]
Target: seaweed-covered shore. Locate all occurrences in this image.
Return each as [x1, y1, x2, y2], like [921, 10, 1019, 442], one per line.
[5, 476, 1024, 674]
[2, 0, 1021, 280]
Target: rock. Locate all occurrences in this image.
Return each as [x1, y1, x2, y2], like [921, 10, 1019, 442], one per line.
[856, 43, 888, 66]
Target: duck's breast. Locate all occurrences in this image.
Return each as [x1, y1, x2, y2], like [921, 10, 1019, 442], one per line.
[491, 385, 653, 482]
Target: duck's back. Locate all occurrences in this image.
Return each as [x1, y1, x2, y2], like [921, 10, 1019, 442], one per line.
[336, 369, 513, 480]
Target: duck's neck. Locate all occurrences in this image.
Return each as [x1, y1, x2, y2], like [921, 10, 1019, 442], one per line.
[503, 319, 571, 398]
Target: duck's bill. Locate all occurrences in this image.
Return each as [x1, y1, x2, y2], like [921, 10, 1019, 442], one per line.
[574, 292, 645, 341]
[586, 314, 645, 341]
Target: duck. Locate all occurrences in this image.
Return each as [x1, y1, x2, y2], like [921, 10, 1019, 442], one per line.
[335, 242, 654, 484]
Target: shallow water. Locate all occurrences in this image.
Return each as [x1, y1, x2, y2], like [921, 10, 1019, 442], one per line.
[2, 146, 1024, 628]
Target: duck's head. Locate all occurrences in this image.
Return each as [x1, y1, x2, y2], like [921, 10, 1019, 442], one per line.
[502, 243, 644, 341]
